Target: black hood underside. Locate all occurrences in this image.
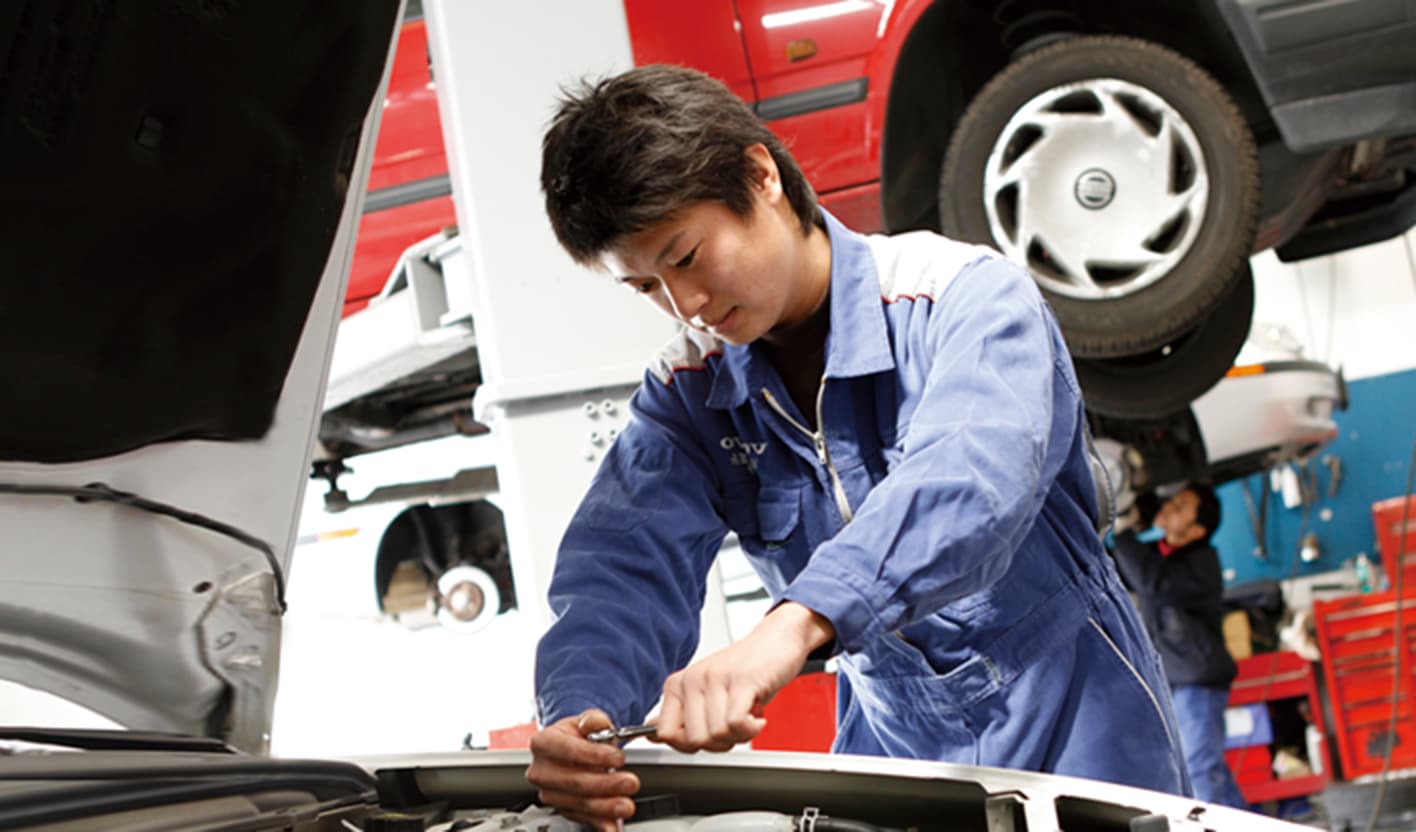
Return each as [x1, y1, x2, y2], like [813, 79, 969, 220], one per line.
[0, 0, 402, 463]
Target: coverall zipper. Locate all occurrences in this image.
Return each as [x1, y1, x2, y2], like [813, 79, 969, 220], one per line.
[761, 380, 855, 525]
[1087, 618, 1183, 760]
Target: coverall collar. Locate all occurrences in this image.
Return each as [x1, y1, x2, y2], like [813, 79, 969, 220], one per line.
[704, 209, 896, 410]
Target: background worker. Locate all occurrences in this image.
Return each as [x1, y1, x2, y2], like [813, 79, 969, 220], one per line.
[1111, 483, 1246, 808]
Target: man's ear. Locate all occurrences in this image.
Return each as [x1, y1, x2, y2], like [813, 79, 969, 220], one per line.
[744, 143, 782, 196]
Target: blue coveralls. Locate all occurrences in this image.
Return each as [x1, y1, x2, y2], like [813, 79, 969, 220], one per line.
[536, 211, 1190, 795]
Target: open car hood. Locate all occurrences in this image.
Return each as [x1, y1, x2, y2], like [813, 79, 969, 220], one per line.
[0, 745, 1313, 831]
[0, 0, 404, 752]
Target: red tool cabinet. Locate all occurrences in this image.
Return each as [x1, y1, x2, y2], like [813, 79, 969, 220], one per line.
[1314, 591, 1416, 779]
[1374, 496, 1416, 593]
[753, 670, 838, 753]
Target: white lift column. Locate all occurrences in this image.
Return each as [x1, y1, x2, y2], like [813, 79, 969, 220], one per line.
[421, 0, 733, 654]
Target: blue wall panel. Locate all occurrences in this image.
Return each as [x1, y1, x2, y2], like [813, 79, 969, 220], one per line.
[1213, 368, 1416, 586]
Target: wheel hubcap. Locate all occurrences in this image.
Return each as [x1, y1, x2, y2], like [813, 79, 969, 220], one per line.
[982, 78, 1209, 300]
[444, 582, 486, 622]
[1073, 168, 1116, 209]
[435, 563, 499, 633]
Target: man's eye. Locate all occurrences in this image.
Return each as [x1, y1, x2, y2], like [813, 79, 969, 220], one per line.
[674, 248, 697, 269]
[633, 280, 658, 294]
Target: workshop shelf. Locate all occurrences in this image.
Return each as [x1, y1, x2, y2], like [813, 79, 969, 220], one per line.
[1226, 651, 1332, 803]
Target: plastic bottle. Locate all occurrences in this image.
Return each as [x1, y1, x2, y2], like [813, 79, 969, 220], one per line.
[1306, 724, 1325, 777]
[1355, 553, 1373, 594]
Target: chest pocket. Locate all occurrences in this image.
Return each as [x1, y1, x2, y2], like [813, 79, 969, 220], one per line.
[722, 486, 802, 552]
[756, 487, 801, 550]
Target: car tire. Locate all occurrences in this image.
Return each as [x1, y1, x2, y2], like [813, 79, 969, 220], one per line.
[375, 500, 516, 622]
[1073, 264, 1255, 420]
[938, 35, 1259, 358]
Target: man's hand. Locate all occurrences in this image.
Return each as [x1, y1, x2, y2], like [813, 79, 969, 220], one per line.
[526, 709, 640, 832]
[653, 602, 834, 752]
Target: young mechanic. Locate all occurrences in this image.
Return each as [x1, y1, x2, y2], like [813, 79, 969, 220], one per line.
[1111, 484, 1246, 808]
[526, 65, 1189, 830]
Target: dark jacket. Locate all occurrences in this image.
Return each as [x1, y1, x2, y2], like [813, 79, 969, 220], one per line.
[1110, 530, 1238, 688]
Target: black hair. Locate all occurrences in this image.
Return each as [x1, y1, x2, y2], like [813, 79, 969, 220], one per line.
[540, 64, 818, 266]
[1186, 482, 1221, 541]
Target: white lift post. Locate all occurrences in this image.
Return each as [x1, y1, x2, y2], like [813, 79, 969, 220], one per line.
[420, 0, 733, 650]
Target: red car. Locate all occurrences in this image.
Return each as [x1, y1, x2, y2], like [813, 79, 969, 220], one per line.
[353, 0, 1413, 421]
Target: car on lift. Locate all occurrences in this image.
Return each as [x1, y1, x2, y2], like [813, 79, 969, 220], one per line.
[354, 0, 1414, 424]
[1094, 335, 1348, 516]
[762, 0, 1412, 419]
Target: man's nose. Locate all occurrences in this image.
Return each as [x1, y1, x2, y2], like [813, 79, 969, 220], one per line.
[663, 276, 709, 322]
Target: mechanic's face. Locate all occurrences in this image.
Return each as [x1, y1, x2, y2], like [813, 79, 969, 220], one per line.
[1156, 489, 1204, 545]
[597, 145, 829, 347]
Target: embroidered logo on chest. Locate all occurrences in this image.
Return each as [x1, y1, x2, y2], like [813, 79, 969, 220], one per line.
[719, 435, 767, 469]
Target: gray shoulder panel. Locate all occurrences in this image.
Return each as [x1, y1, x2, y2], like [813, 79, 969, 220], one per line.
[649, 328, 724, 385]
